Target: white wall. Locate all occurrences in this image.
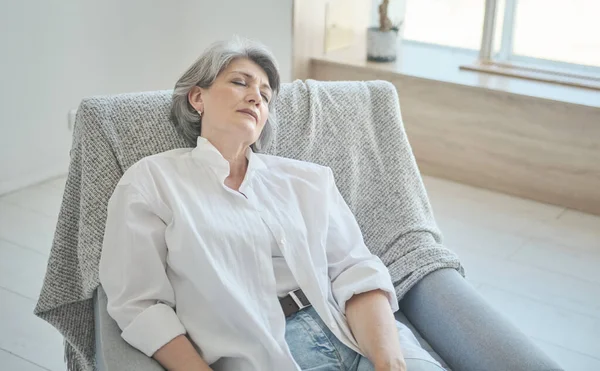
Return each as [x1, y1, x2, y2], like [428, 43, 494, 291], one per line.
[0, 0, 292, 194]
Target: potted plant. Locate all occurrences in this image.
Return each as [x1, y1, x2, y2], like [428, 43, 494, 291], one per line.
[367, 0, 402, 62]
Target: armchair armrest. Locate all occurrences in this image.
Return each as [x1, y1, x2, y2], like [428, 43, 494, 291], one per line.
[400, 268, 564, 371]
[94, 286, 164, 371]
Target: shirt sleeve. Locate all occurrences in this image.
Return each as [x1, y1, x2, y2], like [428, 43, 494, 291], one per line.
[325, 168, 399, 314]
[99, 183, 186, 357]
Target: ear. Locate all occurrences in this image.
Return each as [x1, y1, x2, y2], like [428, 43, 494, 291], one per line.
[187, 86, 204, 113]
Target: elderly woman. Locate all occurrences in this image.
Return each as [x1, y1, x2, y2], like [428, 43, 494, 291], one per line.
[99, 38, 443, 371]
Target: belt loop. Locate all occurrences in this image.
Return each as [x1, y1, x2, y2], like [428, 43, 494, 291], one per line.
[288, 289, 310, 310]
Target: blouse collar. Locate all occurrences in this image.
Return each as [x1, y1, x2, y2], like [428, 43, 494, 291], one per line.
[191, 136, 266, 182]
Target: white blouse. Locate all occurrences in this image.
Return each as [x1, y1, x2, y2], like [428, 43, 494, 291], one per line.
[272, 242, 300, 298]
[99, 137, 399, 371]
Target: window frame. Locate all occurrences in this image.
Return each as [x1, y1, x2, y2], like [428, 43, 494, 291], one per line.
[480, 0, 600, 77]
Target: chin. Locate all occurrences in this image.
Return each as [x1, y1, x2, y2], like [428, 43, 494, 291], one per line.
[240, 121, 257, 132]
[233, 121, 259, 141]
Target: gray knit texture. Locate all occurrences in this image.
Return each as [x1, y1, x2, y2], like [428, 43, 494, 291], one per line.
[34, 79, 463, 371]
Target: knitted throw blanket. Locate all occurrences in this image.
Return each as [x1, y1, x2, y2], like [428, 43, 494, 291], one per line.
[35, 80, 463, 370]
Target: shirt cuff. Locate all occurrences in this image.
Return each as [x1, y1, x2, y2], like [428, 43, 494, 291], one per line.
[332, 260, 399, 314]
[121, 303, 187, 357]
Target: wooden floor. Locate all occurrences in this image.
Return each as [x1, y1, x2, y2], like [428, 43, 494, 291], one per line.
[0, 175, 599, 370]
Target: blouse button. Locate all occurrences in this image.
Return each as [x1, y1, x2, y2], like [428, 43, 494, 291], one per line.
[280, 238, 286, 245]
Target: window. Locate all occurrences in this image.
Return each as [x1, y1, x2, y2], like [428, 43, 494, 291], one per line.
[402, 0, 485, 50]
[401, 0, 600, 81]
[511, 0, 600, 68]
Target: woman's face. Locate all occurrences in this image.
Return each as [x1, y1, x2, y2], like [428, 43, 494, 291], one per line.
[189, 58, 273, 146]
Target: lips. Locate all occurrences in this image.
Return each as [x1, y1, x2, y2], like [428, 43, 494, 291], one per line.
[237, 109, 258, 122]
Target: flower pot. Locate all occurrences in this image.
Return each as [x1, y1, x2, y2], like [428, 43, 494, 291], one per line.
[367, 27, 399, 62]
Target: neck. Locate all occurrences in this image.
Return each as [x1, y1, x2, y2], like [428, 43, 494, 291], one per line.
[204, 136, 249, 179]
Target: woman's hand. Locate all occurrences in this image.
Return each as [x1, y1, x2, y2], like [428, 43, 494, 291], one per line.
[154, 335, 213, 371]
[345, 290, 406, 371]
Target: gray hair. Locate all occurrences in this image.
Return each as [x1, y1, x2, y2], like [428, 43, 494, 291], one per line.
[171, 37, 281, 152]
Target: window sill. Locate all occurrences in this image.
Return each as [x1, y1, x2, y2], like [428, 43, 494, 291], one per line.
[312, 41, 600, 108]
[460, 60, 600, 92]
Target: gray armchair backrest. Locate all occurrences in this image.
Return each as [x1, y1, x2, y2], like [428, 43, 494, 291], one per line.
[35, 79, 461, 370]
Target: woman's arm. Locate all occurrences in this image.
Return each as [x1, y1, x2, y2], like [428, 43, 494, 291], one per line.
[322, 168, 403, 369]
[99, 183, 210, 370]
[346, 290, 406, 371]
[154, 335, 213, 371]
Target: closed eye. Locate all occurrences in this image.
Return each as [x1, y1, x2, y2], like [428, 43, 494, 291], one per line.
[233, 80, 270, 103]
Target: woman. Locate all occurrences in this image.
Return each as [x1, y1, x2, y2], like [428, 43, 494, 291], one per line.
[99, 38, 444, 371]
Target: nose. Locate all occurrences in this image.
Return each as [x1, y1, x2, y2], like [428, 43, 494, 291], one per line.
[246, 87, 262, 105]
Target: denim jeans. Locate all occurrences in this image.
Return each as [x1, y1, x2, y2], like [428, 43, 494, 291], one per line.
[285, 307, 445, 371]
